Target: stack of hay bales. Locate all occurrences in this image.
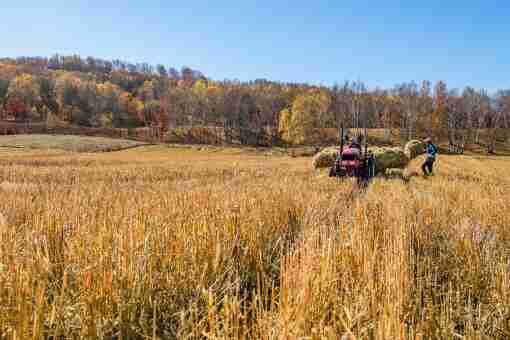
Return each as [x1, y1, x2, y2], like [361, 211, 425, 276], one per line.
[312, 146, 409, 174]
[404, 139, 426, 160]
[385, 168, 406, 179]
[290, 146, 319, 158]
[312, 147, 339, 168]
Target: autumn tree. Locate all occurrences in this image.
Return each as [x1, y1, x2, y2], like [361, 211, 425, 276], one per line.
[278, 108, 293, 144]
[397, 82, 419, 141]
[191, 79, 209, 125]
[495, 90, 510, 151]
[474, 89, 491, 145]
[166, 86, 190, 128]
[5, 98, 27, 121]
[279, 92, 326, 145]
[38, 77, 59, 119]
[330, 82, 352, 141]
[119, 92, 144, 126]
[382, 95, 401, 142]
[96, 82, 122, 127]
[444, 89, 464, 150]
[55, 74, 81, 121]
[418, 80, 433, 135]
[238, 92, 257, 144]
[483, 92, 505, 153]
[432, 81, 448, 138]
[6, 74, 41, 121]
[0, 78, 9, 117]
[222, 85, 242, 143]
[138, 81, 156, 102]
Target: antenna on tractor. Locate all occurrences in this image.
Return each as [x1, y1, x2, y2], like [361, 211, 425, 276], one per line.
[364, 125, 368, 158]
[340, 124, 345, 156]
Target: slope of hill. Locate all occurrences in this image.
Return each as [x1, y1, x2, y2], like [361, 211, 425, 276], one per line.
[1, 55, 509, 151]
[0, 134, 145, 152]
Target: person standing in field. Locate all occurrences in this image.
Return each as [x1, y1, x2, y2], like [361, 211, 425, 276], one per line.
[422, 138, 438, 176]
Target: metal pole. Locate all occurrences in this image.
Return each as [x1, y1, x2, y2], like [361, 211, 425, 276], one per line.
[340, 124, 344, 156]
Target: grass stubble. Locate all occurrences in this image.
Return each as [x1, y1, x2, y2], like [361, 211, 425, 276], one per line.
[0, 145, 509, 339]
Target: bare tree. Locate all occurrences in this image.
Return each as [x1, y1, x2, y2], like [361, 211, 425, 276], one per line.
[330, 82, 351, 142]
[397, 82, 419, 141]
[489, 90, 510, 154]
[461, 87, 482, 144]
[474, 89, 490, 145]
[418, 80, 433, 136]
[371, 89, 389, 142]
[445, 89, 465, 153]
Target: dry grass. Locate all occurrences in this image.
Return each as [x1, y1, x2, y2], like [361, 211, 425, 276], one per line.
[0, 134, 146, 153]
[0, 145, 509, 339]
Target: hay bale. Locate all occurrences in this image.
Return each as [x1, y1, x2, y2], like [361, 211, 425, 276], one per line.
[291, 146, 318, 158]
[371, 147, 408, 173]
[46, 111, 60, 129]
[385, 168, 405, 178]
[312, 147, 339, 168]
[385, 168, 419, 182]
[404, 139, 426, 160]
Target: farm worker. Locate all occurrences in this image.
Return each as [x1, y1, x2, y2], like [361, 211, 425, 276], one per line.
[422, 138, 438, 176]
[350, 135, 362, 150]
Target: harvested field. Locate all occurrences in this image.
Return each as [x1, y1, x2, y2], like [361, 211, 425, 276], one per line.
[0, 134, 146, 153]
[0, 144, 509, 339]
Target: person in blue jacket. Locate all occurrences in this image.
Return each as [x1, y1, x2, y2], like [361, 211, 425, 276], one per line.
[422, 138, 438, 176]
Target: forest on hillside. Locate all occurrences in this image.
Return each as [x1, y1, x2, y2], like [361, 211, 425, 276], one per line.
[0, 55, 509, 149]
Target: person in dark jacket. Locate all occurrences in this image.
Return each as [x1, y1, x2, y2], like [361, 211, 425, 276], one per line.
[422, 138, 438, 176]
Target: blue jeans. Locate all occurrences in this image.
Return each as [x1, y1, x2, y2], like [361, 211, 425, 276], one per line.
[422, 157, 435, 175]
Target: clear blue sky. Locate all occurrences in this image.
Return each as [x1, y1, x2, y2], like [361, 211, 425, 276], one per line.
[2, 0, 510, 90]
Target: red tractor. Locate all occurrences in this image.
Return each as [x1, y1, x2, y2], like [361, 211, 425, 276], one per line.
[329, 128, 376, 185]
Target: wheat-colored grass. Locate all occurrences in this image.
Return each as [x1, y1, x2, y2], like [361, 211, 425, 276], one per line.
[0, 145, 509, 339]
[0, 134, 145, 153]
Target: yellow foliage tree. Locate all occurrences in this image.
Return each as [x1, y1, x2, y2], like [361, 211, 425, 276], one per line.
[7, 73, 40, 107]
[278, 108, 293, 143]
[278, 93, 327, 145]
[432, 81, 448, 137]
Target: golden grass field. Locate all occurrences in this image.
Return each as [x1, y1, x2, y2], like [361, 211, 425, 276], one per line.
[0, 135, 146, 153]
[0, 142, 509, 339]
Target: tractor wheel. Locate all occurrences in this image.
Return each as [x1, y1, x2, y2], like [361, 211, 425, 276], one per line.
[329, 166, 337, 177]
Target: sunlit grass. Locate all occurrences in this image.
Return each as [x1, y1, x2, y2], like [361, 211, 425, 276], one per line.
[0, 146, 509, 339]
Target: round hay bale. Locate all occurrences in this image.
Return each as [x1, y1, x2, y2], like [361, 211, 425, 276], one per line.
[385, 168, 417, 182]
[385, 168, 405, 178]
[312, 147, 339, 169]
[385, 167, 422, 182]
[46, 111, 61, 129]
[371, 147, 408, 174]
[404, 140, 426, 160]
[291, 146, 317, 158]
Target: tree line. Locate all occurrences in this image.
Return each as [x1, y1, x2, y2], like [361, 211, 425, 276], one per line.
[0, 55, 509, 151]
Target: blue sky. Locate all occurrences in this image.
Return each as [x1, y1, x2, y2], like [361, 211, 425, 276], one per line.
[2, 0, 510, 90]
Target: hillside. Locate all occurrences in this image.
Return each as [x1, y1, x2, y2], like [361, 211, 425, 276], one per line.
[1, 55, 509, 151]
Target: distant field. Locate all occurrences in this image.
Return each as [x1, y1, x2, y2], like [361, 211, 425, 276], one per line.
[0, 144, 509, 338]
[0, 134, 146, 152]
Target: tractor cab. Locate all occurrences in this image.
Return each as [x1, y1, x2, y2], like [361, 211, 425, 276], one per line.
[329, 131, 376, 184]
[339, 146, 362, 176]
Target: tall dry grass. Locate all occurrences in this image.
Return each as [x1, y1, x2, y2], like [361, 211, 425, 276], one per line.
[0, 146, 509, 339]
